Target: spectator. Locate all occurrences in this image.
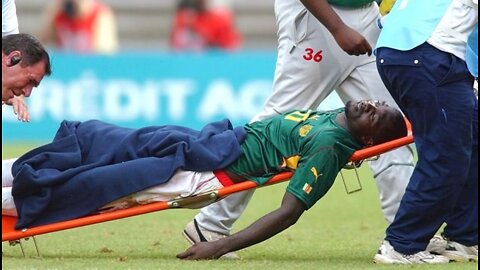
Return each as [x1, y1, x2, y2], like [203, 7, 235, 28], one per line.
[169, 0, 242, 51]
[38, 0, 118, 54]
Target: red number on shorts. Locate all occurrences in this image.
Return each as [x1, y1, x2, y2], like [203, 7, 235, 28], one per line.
[303, 48, 323, 63]
[303, 48, 314, 61]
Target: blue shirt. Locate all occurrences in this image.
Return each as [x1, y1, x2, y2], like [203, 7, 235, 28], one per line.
[466, 24, 478, 77]
[376, 0, 452, 51]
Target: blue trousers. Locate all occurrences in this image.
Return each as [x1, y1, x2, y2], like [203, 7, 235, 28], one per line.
[376, 43, 478, 254]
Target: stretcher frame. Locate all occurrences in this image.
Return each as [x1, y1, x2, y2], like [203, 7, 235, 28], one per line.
[2, 122, 413, 256]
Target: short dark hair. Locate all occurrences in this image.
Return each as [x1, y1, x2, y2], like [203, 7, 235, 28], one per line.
[377, 109, 408, 144]
[2, 33, 52, 76]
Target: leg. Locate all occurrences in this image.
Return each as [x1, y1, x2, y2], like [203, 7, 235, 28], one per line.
[336, 59, 414, 223]
[193, 190, 255, 235]
[438, 113, 478, 261]
[100, 170, 224, 213]
[334, 3, 414, 223]
[442, 96, 478, 246]
[184, 190, 254, 259]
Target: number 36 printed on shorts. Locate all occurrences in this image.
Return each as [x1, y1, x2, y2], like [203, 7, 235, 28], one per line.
[303, 48, 323, 63]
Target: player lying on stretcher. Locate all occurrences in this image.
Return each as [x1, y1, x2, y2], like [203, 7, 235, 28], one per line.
[2, 100, 407, 260]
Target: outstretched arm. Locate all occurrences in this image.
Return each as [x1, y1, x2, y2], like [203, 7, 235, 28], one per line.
[176, 192, 305, 260]
[299, 0, 372, 56]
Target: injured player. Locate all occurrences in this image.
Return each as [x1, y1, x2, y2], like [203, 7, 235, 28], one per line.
[3, 100, 407, 259]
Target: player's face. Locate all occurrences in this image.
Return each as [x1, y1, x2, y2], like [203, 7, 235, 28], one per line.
[345, 100, 397, 144]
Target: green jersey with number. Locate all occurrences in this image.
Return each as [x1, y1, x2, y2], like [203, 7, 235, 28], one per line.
[328, 0, 374, 8]
[226, 109, 362, 209]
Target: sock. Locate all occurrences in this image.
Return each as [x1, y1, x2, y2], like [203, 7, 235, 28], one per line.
[2, 158, 17, 187]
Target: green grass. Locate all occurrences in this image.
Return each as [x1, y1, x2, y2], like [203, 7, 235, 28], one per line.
[2, 143, 477, 270]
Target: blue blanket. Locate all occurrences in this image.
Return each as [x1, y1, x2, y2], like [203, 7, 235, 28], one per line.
[11, 119, 246, 229]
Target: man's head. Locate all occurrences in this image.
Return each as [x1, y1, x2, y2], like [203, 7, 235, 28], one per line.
[62, 0, 97, 19]
[345, 100, 407, 146]
[2, 33, 52, 102]
[178, 0, 207, 12]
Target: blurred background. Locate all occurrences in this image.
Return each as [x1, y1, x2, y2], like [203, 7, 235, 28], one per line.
[20, 0, 276, 51]
[2, 0, 342, 144]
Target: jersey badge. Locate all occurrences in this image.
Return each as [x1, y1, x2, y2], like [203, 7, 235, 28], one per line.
[299, 124, 313, 137]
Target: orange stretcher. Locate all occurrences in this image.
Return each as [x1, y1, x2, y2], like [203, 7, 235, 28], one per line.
[2, 122, 414, 255]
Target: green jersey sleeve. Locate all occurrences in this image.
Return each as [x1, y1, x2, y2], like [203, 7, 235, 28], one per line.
[286, 147, 341, 209]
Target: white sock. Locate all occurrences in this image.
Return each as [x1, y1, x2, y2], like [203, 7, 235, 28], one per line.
[2, 187, 18, 216]
[2, 158, 17, 188]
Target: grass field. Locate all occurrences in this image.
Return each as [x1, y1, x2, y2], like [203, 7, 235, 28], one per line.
[2, 143, 478, 270]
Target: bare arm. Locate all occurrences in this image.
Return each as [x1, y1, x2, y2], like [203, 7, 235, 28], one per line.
[176, 192, 305, 260]
[299, 0, 372, 56]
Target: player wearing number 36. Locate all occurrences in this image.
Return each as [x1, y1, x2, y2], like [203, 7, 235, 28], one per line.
[186, 0, 415, 260]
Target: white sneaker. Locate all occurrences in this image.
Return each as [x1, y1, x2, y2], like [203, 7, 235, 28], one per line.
[427, 235, 478, 262]
[183, 219, 240, 260]
[427, 235, 448, 254]
[374, 240, 450, 264]
[443, 242, 478, 262]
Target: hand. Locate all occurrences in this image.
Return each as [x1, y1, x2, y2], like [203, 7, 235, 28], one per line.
[331, 25, 372, 56]
[4, 95, 30, 122]
[176, 242, 225, 260]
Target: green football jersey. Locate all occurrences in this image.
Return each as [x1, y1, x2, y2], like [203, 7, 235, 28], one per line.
[226, 109, 362, 209]
[327, 0, 374, 8]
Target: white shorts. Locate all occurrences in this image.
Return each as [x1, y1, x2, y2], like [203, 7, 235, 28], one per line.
[99, 170, 224, 213]
[2, 165, 224, 216]
[2, 158, 17, 216]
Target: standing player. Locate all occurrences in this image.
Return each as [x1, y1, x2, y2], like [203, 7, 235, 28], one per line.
[182, 0, 415, 259]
